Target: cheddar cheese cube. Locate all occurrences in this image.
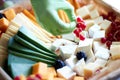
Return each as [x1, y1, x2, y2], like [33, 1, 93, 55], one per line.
[4, 9, 16, 21]
[0, 18, 9, 32]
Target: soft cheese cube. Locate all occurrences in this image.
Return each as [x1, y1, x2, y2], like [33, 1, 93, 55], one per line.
[93, 41, 107, 53]
[94, 16, 103, 24]
[62, 33, 75, 41]
[90, 9, 99, 19]
[100, 19, 111, 30]
[84, 63, 100, 78]
[76, 6, 90, 19]
[57, 66, 76, 80]
[95, 47, 110, 60]
[88, 24, 101, 38]
[65, 55, 77, 69]
[110, 45, 120, 60]
[94, 58, 107, 68]
[93, 30, 105, 40]
[51, 39, 75, 51]
[81, 31, 89, 38]
[60, 45, 78, 60]
[86, 4, 94, 11]
[84, 20, 95, 31]
[76, 39, 95, 62]
[73, 58, 85, 76]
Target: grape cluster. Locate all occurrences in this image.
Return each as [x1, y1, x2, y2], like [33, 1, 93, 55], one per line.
[73, 17, 86, 41]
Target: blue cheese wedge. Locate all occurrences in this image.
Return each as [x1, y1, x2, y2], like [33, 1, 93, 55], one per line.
[57, 66, 76, 80]
[73, 58, 85, 76]
[60, 45, 78, 60]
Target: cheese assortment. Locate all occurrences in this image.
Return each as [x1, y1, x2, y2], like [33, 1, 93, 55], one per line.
[0, 0, 120, 80]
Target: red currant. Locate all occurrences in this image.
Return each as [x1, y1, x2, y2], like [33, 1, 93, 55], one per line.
[106, 41, 112, 49]
[101, 37, 107, 43]
[76, 16, 84, 23]
[79, 34, 85, 41]
[76, 22, 86, 30]
[14, 76, 20, 80]
[35, 74, 42, 79]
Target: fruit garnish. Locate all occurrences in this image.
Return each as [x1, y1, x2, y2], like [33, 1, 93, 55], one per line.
[101, 37, 107, 43]
[76, 51, 87, 61]
[14, 76, 20, 80]
[106, 41, 112, 49]
[35, 74, 42, 79]
[73, 16, 86, 41]
[54, 60, 66, 69]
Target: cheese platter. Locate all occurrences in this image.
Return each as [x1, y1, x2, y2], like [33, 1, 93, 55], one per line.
[0, 0, 120, 80]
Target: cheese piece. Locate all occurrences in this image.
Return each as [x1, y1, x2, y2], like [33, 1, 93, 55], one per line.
[93, 41, 106, 53]
[94, 58, 107, 68]
[76, 6, 90, 19]
[73, 58, 85, 76]
[84, 20, 95, 31]
[110, 45, 120, 60]
[81, 31, 89, 38]
[95, 47, 110, 60]
[90, 9, 99, 19]
[51, 39, 75, 51]
[93, 30, 105, 40]
[112, 42, 120, 45]
[94, 16, 103, 24]
[100, 19, 111, 30]
[53, 77, 66, 80]
[60, 45, 77, 60]
[65, 55, 77, 69]
[76, 38, 95, 62]
[32, 62, 48, 79]
[57, 66, 76, 80]
[62, 33, 75, 41]
[84, 63, 100, 78]
[74, 76, 84, 80]
[0, 18, 9, 32]
[4, 9, 16, 21]
[88, 24, 101, 38]
[48, 67, 57, 77]
[86, 4, 94, 11]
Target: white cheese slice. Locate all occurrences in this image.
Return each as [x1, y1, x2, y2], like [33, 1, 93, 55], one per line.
[90, 9, 99, 19]
[76, 6, 90, 19]
[73, 58, 85, 76]
[110, 45, 120, 60]
[60, 45, 78, 60]
[94, 58, 107, 68]
[94, 16, 104, 24]
[57, 66, 76, 80]
[93, 41, 107, 53]
[51, 39, 75, 51]
[93, 30, 105, 40]
[100, 19, 112, 30]
[65, 55, 78, 69]
[88, 24, 101, 38]
[62, 33, 75, 41]
[85, 20, 95, 31]
[95, 47, 110, 60]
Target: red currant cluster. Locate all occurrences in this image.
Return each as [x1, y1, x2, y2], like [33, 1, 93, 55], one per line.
[101, 12, 120, 49]
[73, 16, 86, 41]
